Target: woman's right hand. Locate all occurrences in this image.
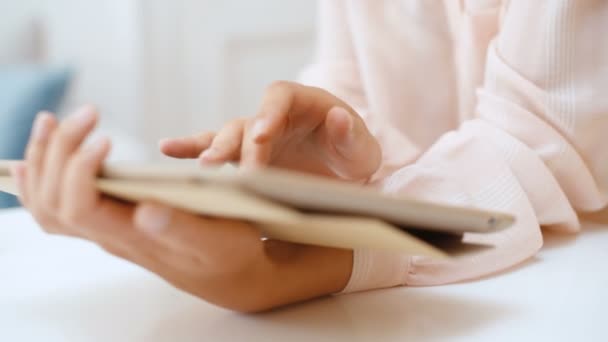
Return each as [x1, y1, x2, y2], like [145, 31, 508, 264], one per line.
[159, 81, 381, 181]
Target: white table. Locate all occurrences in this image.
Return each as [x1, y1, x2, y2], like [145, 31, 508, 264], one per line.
[1, 208, 607, 342]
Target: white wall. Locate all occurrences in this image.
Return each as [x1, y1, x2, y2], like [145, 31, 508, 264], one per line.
[1, 0, 145, 159]
[44, 0, 142, 134]
[1, 0, 317, 160]
[139, 1, 317, 158]
[0, 0, 46, 63]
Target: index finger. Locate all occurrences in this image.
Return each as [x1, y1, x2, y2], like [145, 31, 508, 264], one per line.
[249, 81, 298, 143]
[242, 81, 334, 168]
[159, 132, 216, 159]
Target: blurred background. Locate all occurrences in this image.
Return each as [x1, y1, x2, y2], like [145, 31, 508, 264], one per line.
[0, 0, 317, 207]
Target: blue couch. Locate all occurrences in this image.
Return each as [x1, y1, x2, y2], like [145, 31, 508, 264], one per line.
[0, 66, 71, 208]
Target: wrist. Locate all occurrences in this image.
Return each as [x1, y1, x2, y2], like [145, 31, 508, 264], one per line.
[248, 242, 354, 312]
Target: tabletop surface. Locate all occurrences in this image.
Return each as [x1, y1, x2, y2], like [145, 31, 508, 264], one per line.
[1, 208, 607, 342]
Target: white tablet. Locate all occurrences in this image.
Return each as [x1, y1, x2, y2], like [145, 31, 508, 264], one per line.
[0, 160, 514, 234]
[0, 160, 514, 257]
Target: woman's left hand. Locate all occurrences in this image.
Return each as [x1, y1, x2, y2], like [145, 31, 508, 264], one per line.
[11, 106, 353, 312]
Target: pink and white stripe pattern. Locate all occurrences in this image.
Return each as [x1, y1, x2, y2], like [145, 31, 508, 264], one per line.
[299, 0, 608, 292]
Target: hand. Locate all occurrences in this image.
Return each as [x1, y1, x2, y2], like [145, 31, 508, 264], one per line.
[159, 81, 382, 181]
[11, 106, 353, 312]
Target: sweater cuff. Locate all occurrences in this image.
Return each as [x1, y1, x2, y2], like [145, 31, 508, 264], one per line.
[340, 249, 412, 294]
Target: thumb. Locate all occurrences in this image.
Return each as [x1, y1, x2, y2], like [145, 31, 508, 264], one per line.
[322, 107, 382, 181]
[133, 202, 261, 257]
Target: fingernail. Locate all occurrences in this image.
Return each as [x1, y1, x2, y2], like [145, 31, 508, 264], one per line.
[84, 137, 110, 158]
[158, 138, 170, 147]
[251, 118, 270, 140]
[135, 203, 172, 234]
[200, 147, 219, 161]
[32, 112, 52, 141]
[69, 106, 97, 128]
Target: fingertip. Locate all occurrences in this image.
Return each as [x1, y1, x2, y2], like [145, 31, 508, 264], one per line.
[199, 148, 224, 165]
[97, 135, 112, 149]
[198, 158, 220, 167]
[158, 138, 170, 148]
[84, 136, 112, 161]
[158, 138, 173, 154]
[31, 111, 56, 142]
[37, 110, 55, 122]
[44, 112, 58, 129]
[198, 155, 213, 165]
[77, 104, 100, 121]
[68, 104, 100, 130]
[251, 118, 272, 143]
[159, 140, 188, 158]
[81, 104, 100, 116]
[252, 104, 289, 143]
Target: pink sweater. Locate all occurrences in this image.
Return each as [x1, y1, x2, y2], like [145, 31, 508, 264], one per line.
[299, 0, 608, 292]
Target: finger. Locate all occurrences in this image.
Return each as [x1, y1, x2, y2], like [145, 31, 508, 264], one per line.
[239, 123, 274, 168]
[40, 106, 98, 212]
[69, 196, 175, 275]
[11, 162, 63, 234]
[159, 132, 215, 159]
[24, 112, 57, 203]
[199, 119, 244, 165]
[249, 81, 299, 143]
[133, 202, 262, 265]
[9, 161, 28, 205]
[252, 81, 348, 143]
[60, 136, 111, 228]
[23, 113, 65, 230]
[241, 81, 345, 168]
[320, 106, 382, 180]
[240, 81, 298, 168]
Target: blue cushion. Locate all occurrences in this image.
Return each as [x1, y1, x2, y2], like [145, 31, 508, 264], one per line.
[0, 66, 72, 208]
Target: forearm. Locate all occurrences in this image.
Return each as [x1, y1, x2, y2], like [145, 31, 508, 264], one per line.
[229, 241, 353, 313]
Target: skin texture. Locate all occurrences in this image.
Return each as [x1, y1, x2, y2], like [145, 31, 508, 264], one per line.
[12, 81, 382, 312]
